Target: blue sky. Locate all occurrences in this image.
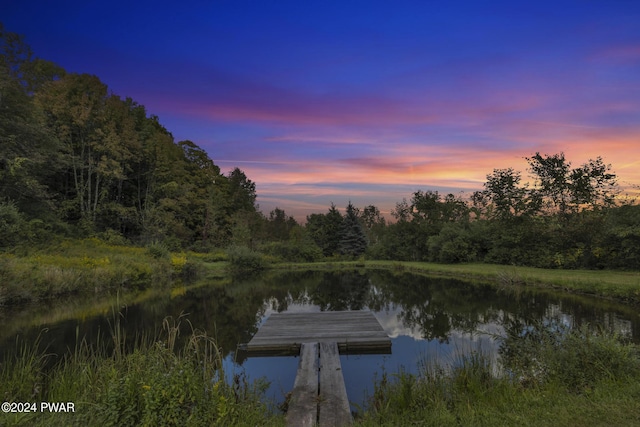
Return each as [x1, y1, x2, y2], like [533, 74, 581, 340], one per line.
[4, 0, 640, 219]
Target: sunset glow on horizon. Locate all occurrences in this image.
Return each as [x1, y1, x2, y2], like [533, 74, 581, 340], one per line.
[5, 1, 640, 220]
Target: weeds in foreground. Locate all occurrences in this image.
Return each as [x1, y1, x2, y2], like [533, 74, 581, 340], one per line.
[499, 319, 640, 393]
[357, 323, 640, 427]
[1, 330, 51, 401]
[0, 314, 282, 427]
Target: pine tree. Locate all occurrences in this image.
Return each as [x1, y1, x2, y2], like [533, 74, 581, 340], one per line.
[338, 202, 367, 257]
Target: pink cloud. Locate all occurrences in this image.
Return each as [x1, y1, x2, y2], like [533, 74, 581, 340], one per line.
[241, 122, 640, 212]
[125, 56, 640, 220]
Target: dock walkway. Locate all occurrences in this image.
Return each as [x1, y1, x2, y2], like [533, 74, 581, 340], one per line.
[245, 311, 391, 426]
[286, 341, 352, 426]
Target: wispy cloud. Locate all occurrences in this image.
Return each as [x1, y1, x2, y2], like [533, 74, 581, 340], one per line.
[11, 0, 638, 221]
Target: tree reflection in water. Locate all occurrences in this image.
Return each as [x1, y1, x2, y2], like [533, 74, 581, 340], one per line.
[1, 269, 637, 368]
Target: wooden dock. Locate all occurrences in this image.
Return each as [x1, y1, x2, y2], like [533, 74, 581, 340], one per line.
[286, 341, 352, 426]
[245, 311, 391, 426]
[246, 311, 391, 356]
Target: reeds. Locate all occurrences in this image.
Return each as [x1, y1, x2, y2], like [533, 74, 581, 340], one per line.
[1, 330, 51, 401]
[357, 323, 640, 426]
[0, 311, 281, 426]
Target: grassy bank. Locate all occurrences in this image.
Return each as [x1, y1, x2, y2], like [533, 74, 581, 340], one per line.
[356, 322, 640, 427]
[0, 239, 210, 306]
[0, 316, 283, 427]
[274, 260, 640, 305]
[3, 239, 639, 306]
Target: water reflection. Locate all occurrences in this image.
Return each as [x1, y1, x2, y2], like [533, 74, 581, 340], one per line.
[1, 269, 638, 409]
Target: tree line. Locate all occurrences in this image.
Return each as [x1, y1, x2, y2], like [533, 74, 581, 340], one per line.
[1, 24, 261, 250]
[252, 150, 640, 271]
[2, 24, 639, 270]
[367, 153, 640, 270]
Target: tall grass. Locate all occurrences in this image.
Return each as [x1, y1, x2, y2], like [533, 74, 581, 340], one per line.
[357, 323, 640, 426]
[0, 239, 205, 306]
[0, 313, 283, 426]
[499, 319, 640, 392]
[1, 330, 51, 401]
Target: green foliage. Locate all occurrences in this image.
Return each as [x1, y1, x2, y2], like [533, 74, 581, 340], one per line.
[230, 210, 263, 248]
[369, 220, 421, 261]
[500, 319, 640, 392]
[1, 22, 639, 276]
[1, 29, 60, 218]
[0, 330, 49, 400]
[263, 207, 298, 241]
[100, 340, 219, 426]
[0, 239, 176, 304]
[307, 203, 344, 256]
[358, 323, 640, 426]
[98, 229, 129, 245]
[201, 250, 228, 263]
[338, 202, 368, 258]
[364, 152, 632, 270]
[411, 190, 470, 224]
[526, 152, 618, 216]
[599, 204, 640, 269]
[0, 317, 281, 426]
[360, 204, 386, 245]
[0, 201, 26, 249]
[146, 241, 170, 259]
[1, 26, 269, 251]
[482, 168, 536, 220]
[369, 193, 473, 263]
[260, 240, 323, 262]
[226, 245, 268, 274]
[427, 223, 476, 263]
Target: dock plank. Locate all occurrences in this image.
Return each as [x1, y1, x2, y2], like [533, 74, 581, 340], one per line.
[247, 311, 390, 355]
[318, 342, 352, 426]
[286, 342, 319, 427]
[249, 312, 391, 425]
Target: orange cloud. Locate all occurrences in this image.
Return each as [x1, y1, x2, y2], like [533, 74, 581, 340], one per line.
[223, 119, 640, 222]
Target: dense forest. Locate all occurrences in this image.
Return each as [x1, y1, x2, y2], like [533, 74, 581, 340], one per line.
[2, 24, 640, 270]
[1, 24, 262, 251]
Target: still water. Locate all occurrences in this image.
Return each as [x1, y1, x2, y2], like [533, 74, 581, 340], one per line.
[1, 269, 639, 411]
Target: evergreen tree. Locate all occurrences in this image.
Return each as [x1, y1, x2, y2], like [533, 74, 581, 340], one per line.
[338, 202, 367, 257]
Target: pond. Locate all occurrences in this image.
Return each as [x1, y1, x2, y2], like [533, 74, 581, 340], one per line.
[1, 269, 639, 413]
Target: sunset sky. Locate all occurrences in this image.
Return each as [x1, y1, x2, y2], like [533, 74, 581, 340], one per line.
[5, 1, 640, 220]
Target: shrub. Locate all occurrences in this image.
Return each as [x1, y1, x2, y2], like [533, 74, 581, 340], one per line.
[500, 319, 640, 392]
[180, 260, 203, 283]
[170, 253, 187, 272]
[202, 250, 228, 263]
[226, 245, 267, 274]
[260, 241, 323, 262]
[99, 229, 129, 246]
[427, 224, 476, 263]
[146, 241, 170, 259]
[0, 201, 26, 249]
